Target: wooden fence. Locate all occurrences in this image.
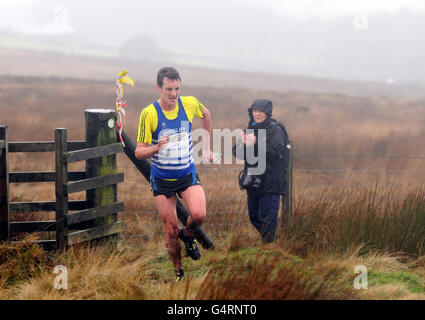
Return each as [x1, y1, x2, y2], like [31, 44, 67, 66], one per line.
[0, 110, 124, 250]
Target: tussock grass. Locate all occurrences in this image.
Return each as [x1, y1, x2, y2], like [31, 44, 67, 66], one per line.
[1, 241, 151, 299]
[281, 185, 425, 257]
[196, 250, 357, 300]
[0, 235, 52, 289]
[1, 223, 425, 300]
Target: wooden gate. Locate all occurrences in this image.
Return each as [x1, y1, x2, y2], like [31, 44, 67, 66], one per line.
[0, 110, 124, 250]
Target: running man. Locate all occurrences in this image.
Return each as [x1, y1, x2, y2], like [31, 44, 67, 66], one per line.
[135, 67, 213, 281]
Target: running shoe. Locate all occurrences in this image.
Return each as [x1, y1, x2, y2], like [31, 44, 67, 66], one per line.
[175, 269, 185, 282]
[178, 227, 201, 260]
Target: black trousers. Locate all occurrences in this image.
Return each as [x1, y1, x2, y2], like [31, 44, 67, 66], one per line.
[247, 191, 281, 243]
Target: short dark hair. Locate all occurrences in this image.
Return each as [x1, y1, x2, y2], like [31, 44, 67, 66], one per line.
[157, 67, 181, 88]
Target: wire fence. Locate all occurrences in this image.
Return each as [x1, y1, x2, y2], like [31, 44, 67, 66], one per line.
[114, 153, 425, 239]
[294, 154, 425, 160]
[6, 152, 425, 240]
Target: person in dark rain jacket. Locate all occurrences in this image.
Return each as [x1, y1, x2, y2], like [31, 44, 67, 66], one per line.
[232, 99, 289, 243]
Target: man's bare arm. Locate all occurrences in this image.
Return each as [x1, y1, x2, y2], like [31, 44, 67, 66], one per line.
[201, 106, 211, 135]
[135, 135, 169, 160]
[201, 106, 213, 161]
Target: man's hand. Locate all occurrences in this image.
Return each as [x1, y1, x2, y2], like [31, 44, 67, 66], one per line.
[157, 134, 169, 151]
[135, 134, 169, 160]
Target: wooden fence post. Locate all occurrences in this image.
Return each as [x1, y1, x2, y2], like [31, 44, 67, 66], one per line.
[55, 128, 69, 251]
[85, 109, 118, 239]
[0, 125, 10, 241]
[282, 140, 293, 223]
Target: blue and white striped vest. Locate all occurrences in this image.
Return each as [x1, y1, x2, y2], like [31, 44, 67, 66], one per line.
[150, 97, 195, 179]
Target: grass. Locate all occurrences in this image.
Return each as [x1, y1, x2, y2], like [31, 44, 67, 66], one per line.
[0, 235, 53, 288]
[3, 228, 425, 300]
[195, 250, 356, 300]
[282, 185, 425, 257]
[1, 75, 425, 299]
[0, 192, 425, 301]
[0, 233, 357, 300]
[368, 271, 425, 294]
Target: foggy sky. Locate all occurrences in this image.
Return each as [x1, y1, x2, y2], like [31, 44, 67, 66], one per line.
[1, 0, 425, 84]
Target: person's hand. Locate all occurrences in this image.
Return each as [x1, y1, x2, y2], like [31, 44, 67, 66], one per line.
[202, 148, 214, 163]
[157, 134, 169, 150]
[241, 132, 256, 146]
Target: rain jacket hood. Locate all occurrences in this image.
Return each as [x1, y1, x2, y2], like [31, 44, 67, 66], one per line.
[248, 99, 273, 122]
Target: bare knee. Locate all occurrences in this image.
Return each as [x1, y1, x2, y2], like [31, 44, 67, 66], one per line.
[190, 208, 206, 227]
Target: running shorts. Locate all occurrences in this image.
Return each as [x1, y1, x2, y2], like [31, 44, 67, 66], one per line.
[150, 171, 202, 198]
